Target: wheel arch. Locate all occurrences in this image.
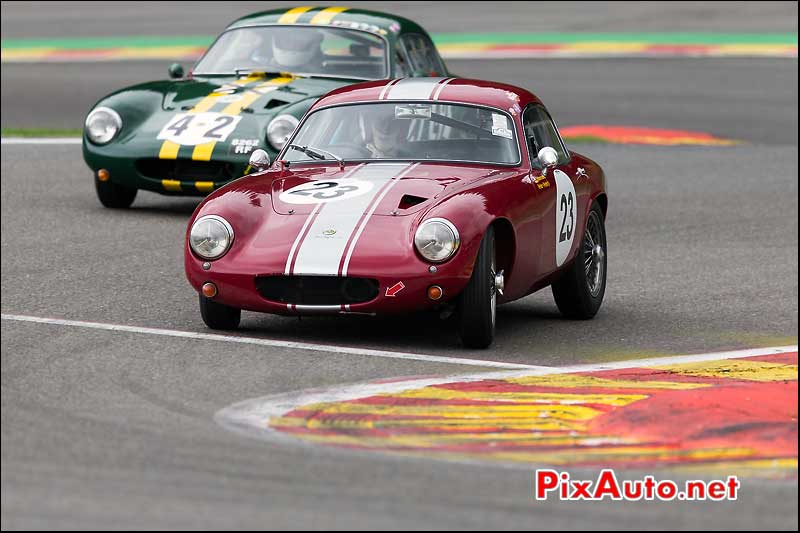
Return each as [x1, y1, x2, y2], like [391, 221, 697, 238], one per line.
[490, 217, 516, 282]
[593, 192, 608, 219]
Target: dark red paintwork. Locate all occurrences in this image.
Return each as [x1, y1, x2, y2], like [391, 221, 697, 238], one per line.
[185, 78, 607, 315]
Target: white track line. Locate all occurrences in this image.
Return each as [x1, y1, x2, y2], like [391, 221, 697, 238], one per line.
[1, 137, 81, 145]
[216, 344, 798, 445]
[0, 313, 547, 370]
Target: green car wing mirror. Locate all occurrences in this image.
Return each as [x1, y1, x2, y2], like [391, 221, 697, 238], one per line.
[168, 63, 185, 79]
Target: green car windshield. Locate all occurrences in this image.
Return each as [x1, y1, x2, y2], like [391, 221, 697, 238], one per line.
[285, 102, 521, 165]
[194, 26, 387, 79]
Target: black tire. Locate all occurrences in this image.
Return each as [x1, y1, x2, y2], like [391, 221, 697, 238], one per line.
[95, 174, 137, 208]
[458, 226, 497, 349]
[552, 201, 607, 319]
[199, 294, 241, 330]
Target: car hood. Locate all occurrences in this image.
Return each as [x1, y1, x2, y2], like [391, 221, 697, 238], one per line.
[97, 74, 353, 157]
[162, 74, 349, 114]
[269, 162, 517, 216]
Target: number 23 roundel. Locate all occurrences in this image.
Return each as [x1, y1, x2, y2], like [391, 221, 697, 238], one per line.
[554, 169, 577, 267]
[279, 179, 375, 205]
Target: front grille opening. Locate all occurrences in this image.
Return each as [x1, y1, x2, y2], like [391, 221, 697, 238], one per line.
[136, 158, 236, 182]
[255, 275, 380, 305]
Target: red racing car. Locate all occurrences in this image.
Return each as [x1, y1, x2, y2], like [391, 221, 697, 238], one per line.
[184, 77, 608, 348]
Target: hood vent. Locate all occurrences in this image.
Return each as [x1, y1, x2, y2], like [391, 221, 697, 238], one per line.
[398, 194, 428, 210]
[265, 98, 289, 109]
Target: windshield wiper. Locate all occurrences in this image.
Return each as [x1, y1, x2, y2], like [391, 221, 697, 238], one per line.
[288, 144, 345, 169]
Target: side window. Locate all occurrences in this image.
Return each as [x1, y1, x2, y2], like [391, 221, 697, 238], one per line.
[394, 49, 411, 78]
[523, 105, 569, 167]
[400, 34, 445, 76]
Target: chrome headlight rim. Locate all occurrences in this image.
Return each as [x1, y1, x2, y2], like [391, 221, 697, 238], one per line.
[414, 217, 461, 264]
[267, 114, 300, 151]
[84, 106, 123, 145]
[189, 214, 235, 261]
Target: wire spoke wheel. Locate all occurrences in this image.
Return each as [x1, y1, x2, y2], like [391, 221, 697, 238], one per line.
[489, 256, 497, 328]
[584, 210, 605, 297]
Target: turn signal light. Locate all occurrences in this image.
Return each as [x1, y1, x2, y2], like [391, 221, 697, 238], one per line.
[201, 282, 218, 298]
[427, 285, 443, 300]
[97, 169, 110, 182]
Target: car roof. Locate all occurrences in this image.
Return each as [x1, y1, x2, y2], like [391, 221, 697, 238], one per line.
[311, 78, 542, 113]
[226, 6, 427, 37]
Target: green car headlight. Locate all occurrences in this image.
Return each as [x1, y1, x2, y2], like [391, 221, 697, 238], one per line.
[189, 215, 234, 260]
[414, 218, 460, 263]
[85, 106, 122, 145]
[267, 114, 299, 150]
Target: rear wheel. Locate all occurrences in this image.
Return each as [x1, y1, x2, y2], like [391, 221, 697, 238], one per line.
[95, 174, 137, 208]
[552, 201, 607, 319]
[458, 226, 497, 349]
[199, 294, 241, 330]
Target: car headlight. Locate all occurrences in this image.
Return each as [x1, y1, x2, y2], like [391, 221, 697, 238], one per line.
[267, 114, 299, 150]
[189, 215, 234, 260]
[85, 106, 122, 145]
[414, 218, 460, 263]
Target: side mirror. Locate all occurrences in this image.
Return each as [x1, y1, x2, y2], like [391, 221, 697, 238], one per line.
[168, 63, 185, 79]
[537, 147, 558, 168]
[248, 149, 271, 172]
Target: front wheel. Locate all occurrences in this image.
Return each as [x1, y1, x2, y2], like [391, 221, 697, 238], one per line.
[551, 201, 607, 319]
[199, 294, 241, 330]
[95, 174, 137, 208]
[458, 226, 497, 349]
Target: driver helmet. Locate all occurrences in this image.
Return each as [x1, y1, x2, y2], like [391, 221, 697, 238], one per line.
[370, 106, 410, 153]
[271, 28, 324, 68]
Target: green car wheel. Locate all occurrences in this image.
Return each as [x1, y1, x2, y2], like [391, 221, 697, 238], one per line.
[95, 174, 137, 208]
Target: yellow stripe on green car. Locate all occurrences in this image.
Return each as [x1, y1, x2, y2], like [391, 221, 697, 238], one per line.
[310, 6, 348, 25]
[195, 181, 215, 193]
[161, 179, 182, 192]
[278, 6, 314, 24]
[191, 75, 294, 162]
[158, 140, 181, 160]
[157, 72, 264, 164]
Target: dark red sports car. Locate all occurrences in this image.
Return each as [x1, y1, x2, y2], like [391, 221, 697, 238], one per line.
[185, 77, 608, 348]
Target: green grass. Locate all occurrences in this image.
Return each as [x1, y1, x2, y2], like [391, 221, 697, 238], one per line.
[2, 127, 82, 138]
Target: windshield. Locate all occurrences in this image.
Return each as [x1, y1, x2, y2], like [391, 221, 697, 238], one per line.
[194, 26, 387, 79]
[285, 102, 520, 165]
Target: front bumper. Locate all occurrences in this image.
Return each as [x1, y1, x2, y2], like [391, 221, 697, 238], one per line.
[83, 138, 275, 196]
[185, 251, 472, 316]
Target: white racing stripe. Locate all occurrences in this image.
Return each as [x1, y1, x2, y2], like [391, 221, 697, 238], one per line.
[378, 78, 402, 100]
[291, 163, 410, 276]
[284, 202, 323, 275]
[341, 162, 420, 275]
[1, 137, 82, 145]
[385, 77, 449, 100]
[283, 164, 364, 275]
[431, 77, 455, 100]
[0, 313, 546, 370]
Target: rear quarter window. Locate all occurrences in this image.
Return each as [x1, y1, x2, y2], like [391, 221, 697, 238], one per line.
[400, 34, 446, 76]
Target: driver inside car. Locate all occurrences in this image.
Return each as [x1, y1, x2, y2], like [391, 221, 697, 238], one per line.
[250, 28, 325, 71]
[365, 106, 413, 159]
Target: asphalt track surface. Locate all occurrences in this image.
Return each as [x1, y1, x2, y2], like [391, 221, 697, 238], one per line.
[2, 1, 799, 530]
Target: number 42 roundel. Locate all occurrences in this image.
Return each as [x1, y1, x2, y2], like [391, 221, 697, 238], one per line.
[157, 112, 242, 146]
[554, 169, 577, 267]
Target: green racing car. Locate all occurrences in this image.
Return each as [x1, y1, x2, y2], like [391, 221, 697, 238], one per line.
[82, 6, 449, 208]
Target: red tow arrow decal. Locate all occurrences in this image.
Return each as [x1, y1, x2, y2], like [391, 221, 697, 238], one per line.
[385, 282, 405, 297]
